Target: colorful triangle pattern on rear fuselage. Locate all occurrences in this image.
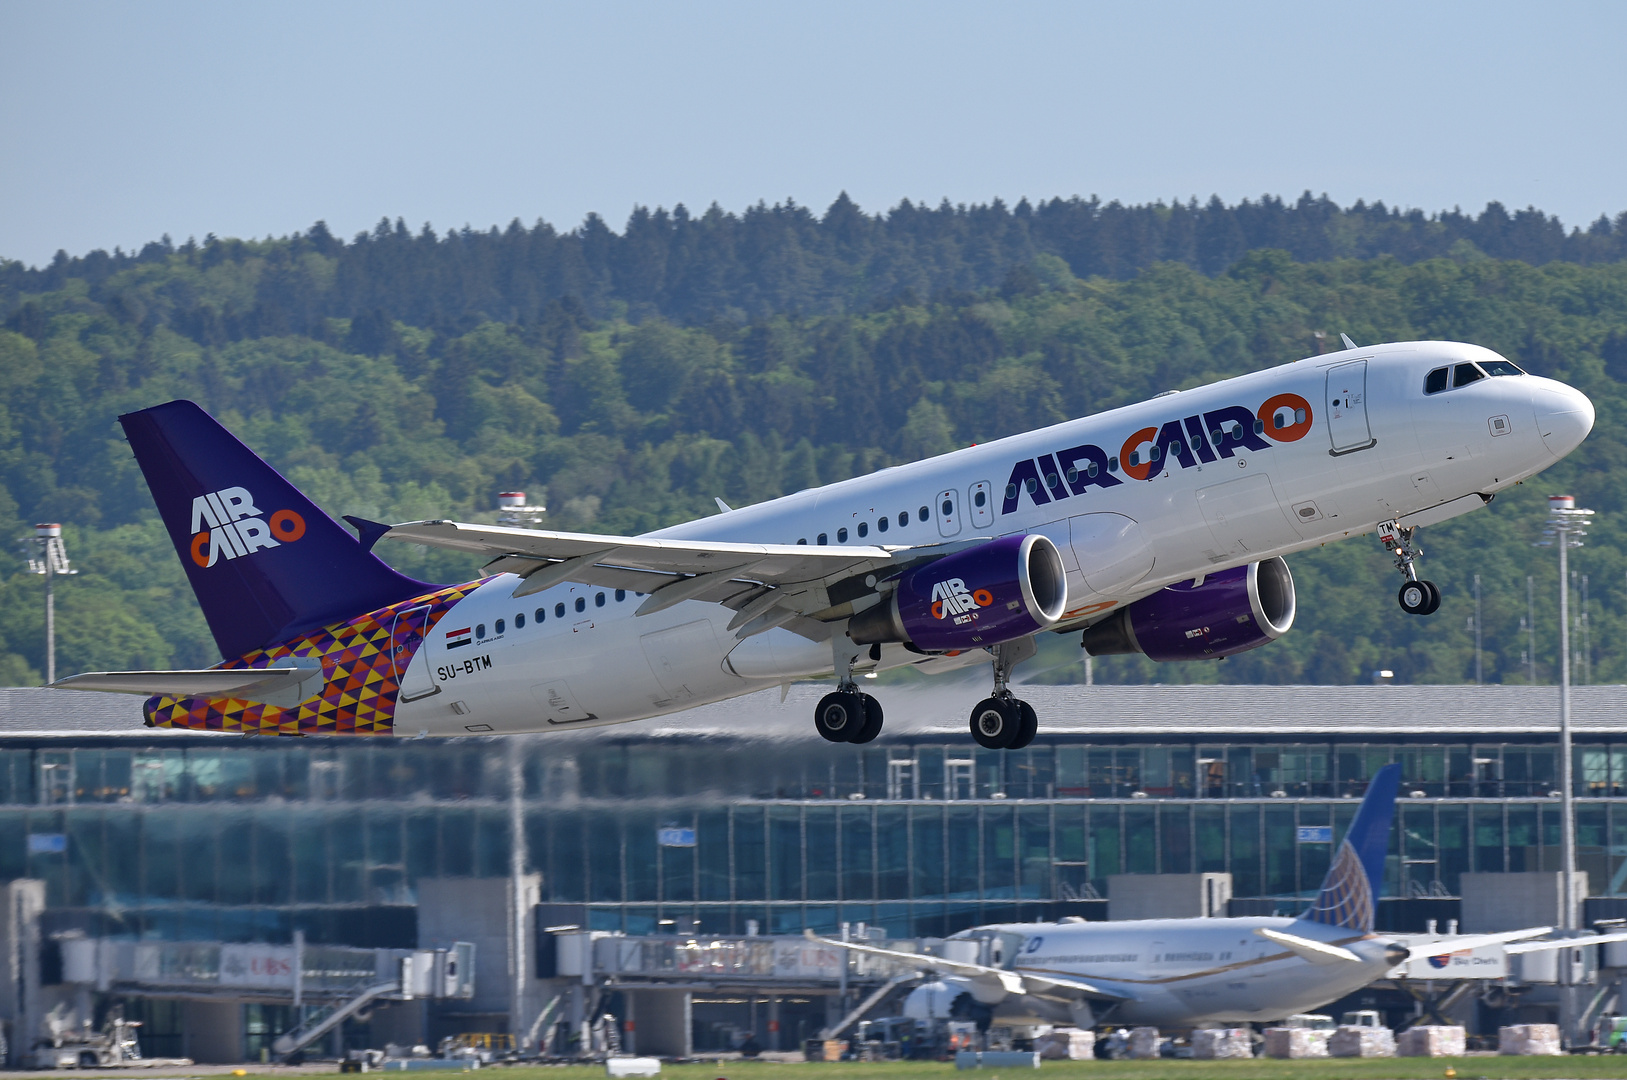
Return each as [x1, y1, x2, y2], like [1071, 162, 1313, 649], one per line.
[143, 580, 484, 736]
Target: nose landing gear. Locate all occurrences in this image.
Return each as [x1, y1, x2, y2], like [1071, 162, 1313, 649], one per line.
[1380, 520, 1441, 615]
[968, 639, 1039, 750]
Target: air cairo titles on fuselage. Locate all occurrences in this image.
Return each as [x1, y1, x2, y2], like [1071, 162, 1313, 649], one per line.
[999, 392, 1312, 515]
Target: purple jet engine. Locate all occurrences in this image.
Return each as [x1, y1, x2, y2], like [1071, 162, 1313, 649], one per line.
[849, 534, 1067, 651]
[1080, 557, 1296, 661]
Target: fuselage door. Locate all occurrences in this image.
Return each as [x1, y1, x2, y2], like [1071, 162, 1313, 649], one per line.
[969, 481, 994, 528]
[936, 489, 961, 537]
[1325, 359, 1375, 455]
[390, 604, 441, 702]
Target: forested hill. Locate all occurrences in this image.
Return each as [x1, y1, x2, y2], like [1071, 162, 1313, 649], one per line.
[4, 194, 1626, 332]
[2, 214, 1627, 690]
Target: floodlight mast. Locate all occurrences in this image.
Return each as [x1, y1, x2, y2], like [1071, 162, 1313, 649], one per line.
[1539, 495, 1592, 937]
[26, 523, 77, 685]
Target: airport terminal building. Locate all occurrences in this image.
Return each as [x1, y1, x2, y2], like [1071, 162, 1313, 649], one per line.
[4, 681, 1627, 1058]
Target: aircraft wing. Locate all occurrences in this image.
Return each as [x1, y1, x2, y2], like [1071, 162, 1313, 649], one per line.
[1406, 928, 1554, 958]
[1504, 930, 1627, 954]
[53, 659, 325, 709]
[803, 932, 1125, 1001]
[377, 519, 958, 638]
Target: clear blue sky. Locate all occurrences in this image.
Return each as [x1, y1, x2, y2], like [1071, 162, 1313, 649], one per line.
[2, 0, 1623, 267]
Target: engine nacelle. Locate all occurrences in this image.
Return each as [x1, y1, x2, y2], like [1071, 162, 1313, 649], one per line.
[1081, 557, 1295, 661]
[849, 534, 1067, 651]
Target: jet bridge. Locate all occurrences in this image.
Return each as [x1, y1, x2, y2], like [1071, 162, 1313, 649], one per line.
[55, 936, 474, 1059]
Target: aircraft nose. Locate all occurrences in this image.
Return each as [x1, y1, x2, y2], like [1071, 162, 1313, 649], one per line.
[1532, 381, 1595, 458]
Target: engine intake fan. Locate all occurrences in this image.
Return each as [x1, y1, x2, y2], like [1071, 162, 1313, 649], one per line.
[849, 534, 1067, 651]
[1082, 557, 1295, 661]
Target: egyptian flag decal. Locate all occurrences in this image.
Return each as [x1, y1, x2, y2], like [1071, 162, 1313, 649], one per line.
[445, 626, 472, 649]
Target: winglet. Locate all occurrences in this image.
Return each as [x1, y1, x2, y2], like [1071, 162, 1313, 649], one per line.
[1300, 763, 1400, 933]
[1340, 333, 1359, 350]
[344, 516, 394, 554]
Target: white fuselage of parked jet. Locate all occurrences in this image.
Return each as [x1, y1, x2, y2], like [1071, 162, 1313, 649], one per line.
[394, 341, 1592, 735]
[956, 916, 1397, 1028]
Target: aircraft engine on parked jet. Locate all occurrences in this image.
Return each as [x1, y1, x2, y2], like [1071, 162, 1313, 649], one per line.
[1081, 557, 1296, 661]
[849, 534, 1067, 651]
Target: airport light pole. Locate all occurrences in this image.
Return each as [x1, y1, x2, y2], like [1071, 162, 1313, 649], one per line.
[26, 523, 77, 685]
[1540, 496, 1591, 933]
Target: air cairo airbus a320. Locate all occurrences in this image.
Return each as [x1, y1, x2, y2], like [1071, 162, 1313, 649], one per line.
[61, 339, 1593, 747]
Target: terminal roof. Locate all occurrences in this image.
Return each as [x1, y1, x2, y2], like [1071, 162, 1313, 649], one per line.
[3, 684, 1626, 741]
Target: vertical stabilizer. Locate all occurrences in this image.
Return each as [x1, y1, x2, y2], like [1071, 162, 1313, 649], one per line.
[1299, 763, 1401, 933]
[120, 400, 433, 658]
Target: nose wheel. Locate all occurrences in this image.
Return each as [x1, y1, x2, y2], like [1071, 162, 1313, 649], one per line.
[1379, 520, 1441, 616]
[1398, 579, 1441, 615]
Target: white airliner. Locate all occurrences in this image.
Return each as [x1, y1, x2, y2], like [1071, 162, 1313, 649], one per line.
[60, 338, 1593, 743]
[813, 766, 1627, 1029]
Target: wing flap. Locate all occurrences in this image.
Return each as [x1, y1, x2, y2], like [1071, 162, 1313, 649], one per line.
[386, 520, 897, 585]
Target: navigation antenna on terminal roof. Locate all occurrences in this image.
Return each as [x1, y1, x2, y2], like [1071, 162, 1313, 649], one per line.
[496, 492, 547, 529]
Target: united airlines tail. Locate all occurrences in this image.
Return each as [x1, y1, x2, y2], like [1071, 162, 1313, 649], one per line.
[1298, 763, 1401, 933]
[120, 400, 431, 658]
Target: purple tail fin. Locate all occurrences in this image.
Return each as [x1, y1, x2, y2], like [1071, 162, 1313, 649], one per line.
[120, 400, 433, 659]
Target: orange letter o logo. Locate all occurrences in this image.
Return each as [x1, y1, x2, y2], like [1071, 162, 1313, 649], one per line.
[1119, 426, 1159, 481]
[973, 589, 994, 607]
[1257, 394, 1314, 442]
[189, 532, 211, 567]
[269, 509, 306, 542]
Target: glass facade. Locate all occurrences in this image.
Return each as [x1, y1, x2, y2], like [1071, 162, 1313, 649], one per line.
[6, 733, 1627, 944]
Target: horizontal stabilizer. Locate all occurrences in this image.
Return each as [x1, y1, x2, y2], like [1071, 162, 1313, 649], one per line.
[53, 659, 325, 709]
[1255, 927, 1362, 964]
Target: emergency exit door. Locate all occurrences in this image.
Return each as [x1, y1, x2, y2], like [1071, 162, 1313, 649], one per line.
[1325, 359, 1375, 454]
[390, 605, 440, 702]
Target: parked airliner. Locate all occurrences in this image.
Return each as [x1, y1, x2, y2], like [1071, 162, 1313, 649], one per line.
[814, 766, 1627, 1029]
[59, 339, 1592, 745]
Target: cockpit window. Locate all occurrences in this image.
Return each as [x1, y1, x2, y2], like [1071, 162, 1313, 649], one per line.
[1424, 367, 1449, 394]
[1452, 363, 1486, 388]
[1480, 358, 1526, 376]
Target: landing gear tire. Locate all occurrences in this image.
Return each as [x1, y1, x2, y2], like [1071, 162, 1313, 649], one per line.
[815, 691, 866, 742]
[1398, 579, 1441, 616]
[970, 697, 1022, 749]
[1009, 700, 1038, 750]
[848, 693, 884, 744]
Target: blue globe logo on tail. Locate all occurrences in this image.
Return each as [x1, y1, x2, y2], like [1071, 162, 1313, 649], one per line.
[1301, 764, 1401, 933]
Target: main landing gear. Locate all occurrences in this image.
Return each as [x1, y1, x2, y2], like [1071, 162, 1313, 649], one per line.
[968, 640, 1038, 751]
[814, 638, 883, 744]
[1380, 520, 1441, 616]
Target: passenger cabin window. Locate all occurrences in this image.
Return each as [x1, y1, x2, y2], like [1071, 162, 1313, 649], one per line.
[918, 506, 929, 522]
[1453, 363, 1486, 388]
[575, 597, 586, 613]
[1481, 358, 1526, 376]
[476, 623, 486, 638]
[595, 592, 605, 607]
[555, 603, 565, 618]
[536, 608, 546, 623]
[1108, 457, 1119, 472]
[515, 613, 524, 628]
[898, 511, 908, 527]
[857, 522, 868, 538]
[817, 533, 828, 545]
[797, 538, 807, 545]
[837, 527, 848, 542]
[974, 489, 986, 507]
[1424, 367, 1449, 394]
[615, 589, 625, 601]
[877, 516, 888, 532]
[495, 618, 505, 635]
